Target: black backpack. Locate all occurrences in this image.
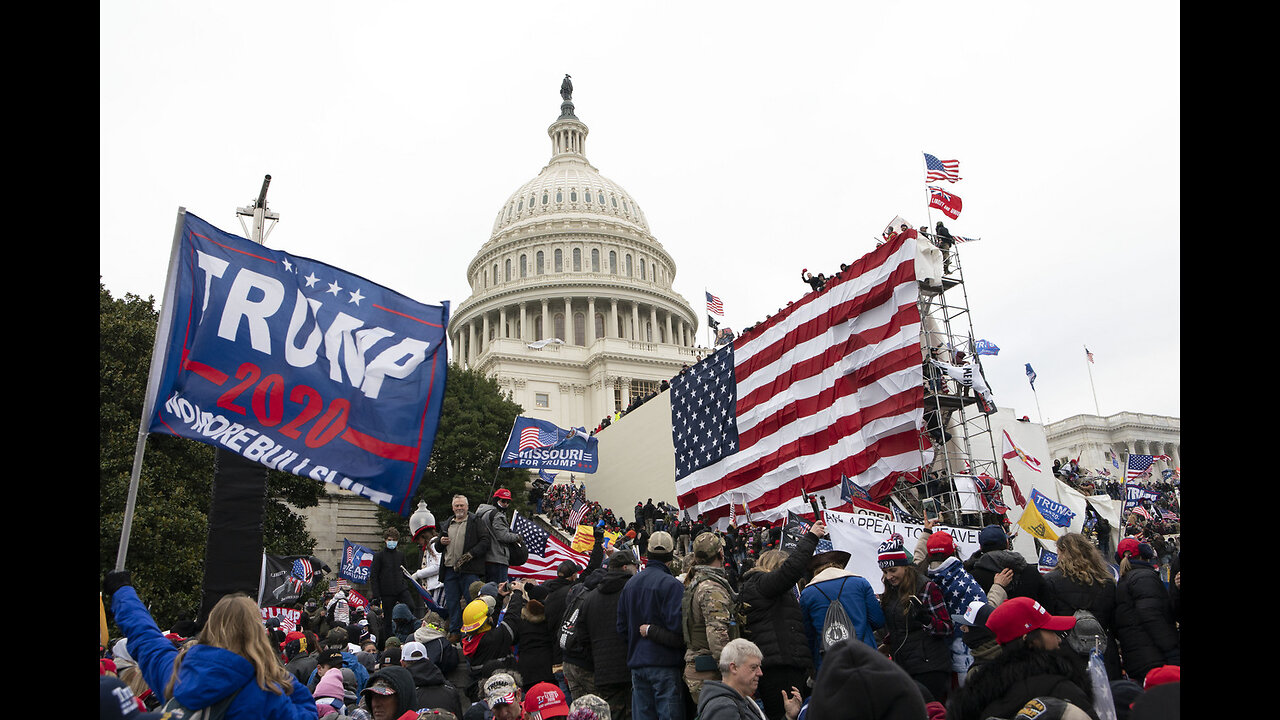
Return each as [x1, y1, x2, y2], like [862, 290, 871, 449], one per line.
[557, 583, 592, 655]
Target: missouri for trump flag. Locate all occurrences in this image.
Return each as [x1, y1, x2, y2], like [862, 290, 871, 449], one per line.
[672, 234, 927, 527]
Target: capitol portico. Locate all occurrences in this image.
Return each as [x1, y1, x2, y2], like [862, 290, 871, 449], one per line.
[1045, 411, 1181, 476]
[449, 84, 703, 430]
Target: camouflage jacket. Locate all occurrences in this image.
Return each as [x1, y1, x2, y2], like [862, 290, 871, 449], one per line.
[682, 565, 736, 664]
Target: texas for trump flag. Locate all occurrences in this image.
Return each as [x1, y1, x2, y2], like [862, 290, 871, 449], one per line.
[927, 187, 963, 219]
[146, 211, 450, 515]
[672, 234, 927, 527]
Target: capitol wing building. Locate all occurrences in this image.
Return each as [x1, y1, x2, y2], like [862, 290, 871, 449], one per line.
[449, 91, 703, 431]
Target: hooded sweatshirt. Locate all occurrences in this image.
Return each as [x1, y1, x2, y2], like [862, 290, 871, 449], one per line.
[404, 658, 464, 718]
[109, 585, 318, 720]
[362, 665, 419, 720]
[392, 603, 418, 643]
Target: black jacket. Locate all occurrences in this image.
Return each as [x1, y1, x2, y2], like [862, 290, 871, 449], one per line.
[405, 658, 464, 718]
[967, 549, 1045, 602]
[365, 665, 420, 718]
[1114, 562, 1179, 679]
[696, 680, 764, 720]
[736, 530, 817, 673]
[433, 512, 491, 577]
[507, 597, 556, 689]
[1040, 570, 1121, 679]
[579, 568, 634, 686]
[369, 546, 410, 601]
[947, 645, 1100, 720]
[879, 574, 951, 677]
[542, 541, 603, 665]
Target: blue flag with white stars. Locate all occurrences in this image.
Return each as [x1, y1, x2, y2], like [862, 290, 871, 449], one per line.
[670, 344, 739, 479]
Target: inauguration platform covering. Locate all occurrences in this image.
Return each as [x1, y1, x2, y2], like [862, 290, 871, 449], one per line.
[146, 211, 449, 515]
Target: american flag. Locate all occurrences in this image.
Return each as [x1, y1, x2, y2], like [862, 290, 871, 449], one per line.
[706, 291, 724, 316]
[520, 425, 560, 451]
[1126, 454, 1155, 479]
[566, 499, 589, 528]
[508, 522, 588, 583]
[923, 153, 962, 183]
[954, 236, 981, 243]
[1085, 347, 1095, 364]
[927, 187, 962, 219]
[672, 235, 927, 527]
[511, 510, 549, 555]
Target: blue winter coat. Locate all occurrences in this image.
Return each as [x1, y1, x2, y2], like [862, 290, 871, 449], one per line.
[798, 568, 885, 673]
[616, 559, 685, 669]
[111, 586, 318, 719]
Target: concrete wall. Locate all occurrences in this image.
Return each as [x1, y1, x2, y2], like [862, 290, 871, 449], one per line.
[580, 389, 679, 522]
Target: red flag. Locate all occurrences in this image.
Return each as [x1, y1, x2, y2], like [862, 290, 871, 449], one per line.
[928, 187, 962, 219]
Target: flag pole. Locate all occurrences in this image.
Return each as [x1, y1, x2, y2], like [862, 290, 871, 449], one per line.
[1085, 345, 1101, 415]
[116, 207, 187, 571]
[1032, 386, 1044, 426]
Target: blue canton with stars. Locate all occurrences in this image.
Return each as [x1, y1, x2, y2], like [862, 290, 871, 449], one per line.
[671, 344, 739, 480]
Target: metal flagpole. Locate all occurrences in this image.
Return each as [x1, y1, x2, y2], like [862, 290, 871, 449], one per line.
[116, 207, 188, 570]
[924, 153, 935, 230]
[1085, 345, 1101, 415]
[1032, 386, 1044, 426]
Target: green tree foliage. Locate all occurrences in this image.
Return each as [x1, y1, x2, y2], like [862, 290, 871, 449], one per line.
[100, 282, 322, 628]
[378, 363, 531, 545]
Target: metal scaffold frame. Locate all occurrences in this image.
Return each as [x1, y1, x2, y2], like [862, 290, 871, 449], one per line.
[883, 242, 1002, 528]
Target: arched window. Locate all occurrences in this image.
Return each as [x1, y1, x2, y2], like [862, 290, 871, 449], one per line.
[625, 254, 633, 277]
[553, 313, 565, 340]
[591, 248, 600, 272]
[542, 192, 549, 205]
[595, 312, 605, 339]
[645, 321, 653, 342]
[505, 259, 512, 281]
[585, 190, 592, 204]
[555, 190, 563, 203]
[554, 249, 563, 273]
[536, 251, 544, 275]
[570, 189, 577, 202]
[492, 264, 498, 285]
[573, 247, 582, 272]
[520, 255, 527, 278]
[640, 258, 646, 280]
[517, 199, 523, 212]
[609, 251, 617, 274]
[574, 313, 585, 346]
[598, 192, 605, 204]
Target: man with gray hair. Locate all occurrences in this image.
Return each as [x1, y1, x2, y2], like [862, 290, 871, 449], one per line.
[696, 638, 769, 720]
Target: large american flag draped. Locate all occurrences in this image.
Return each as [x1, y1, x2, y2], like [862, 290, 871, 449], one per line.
[672, 235, 927, 527]
[923, 153, 962, 183]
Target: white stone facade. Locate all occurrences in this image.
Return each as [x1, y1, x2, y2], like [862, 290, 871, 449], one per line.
[1044, 411, 1180, 476]
[450, 99, 704, 430]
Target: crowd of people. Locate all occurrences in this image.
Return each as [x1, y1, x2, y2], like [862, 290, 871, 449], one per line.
[101, 477, 1181, 720]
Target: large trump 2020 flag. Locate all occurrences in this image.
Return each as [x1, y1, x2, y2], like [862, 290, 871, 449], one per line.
[147, 211, 449, 515]
[672, 235, 928, 527]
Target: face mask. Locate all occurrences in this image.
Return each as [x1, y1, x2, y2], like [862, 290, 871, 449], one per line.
[386, 540, 398, 550]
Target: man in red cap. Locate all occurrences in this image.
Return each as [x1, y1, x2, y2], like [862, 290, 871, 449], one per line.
[477, 487, 526, 584]
[521, 681, 570, 719]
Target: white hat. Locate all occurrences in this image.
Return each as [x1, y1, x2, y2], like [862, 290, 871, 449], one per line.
[401, 641, 428, 662]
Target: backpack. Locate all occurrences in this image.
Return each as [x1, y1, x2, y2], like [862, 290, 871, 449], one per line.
[557, 583, 592, 655]
[480, 507, 526, 565]
[159, 687, 242, 720]
[813, 579, 854, 654]
[1064, 608, 1108, 656]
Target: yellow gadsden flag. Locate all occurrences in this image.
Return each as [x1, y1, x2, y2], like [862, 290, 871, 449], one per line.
[571, 524, 621, 553]
[1017, 502, 1060, 542]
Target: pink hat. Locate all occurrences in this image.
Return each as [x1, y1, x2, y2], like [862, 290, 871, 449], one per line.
[315, 667, 347, 701]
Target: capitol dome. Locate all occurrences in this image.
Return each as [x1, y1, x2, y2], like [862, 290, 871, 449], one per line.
[450, 83, 703, 431]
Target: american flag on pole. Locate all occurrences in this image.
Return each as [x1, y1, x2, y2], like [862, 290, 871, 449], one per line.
[1126, 454, 1155, 479]
[923, 153, 962, 183]
[508, 526, 588, 583]
[511, 510, 549, 555]
[1085, 347, 1095, 364]
[566, 499, 589, 528]
[706, 291, 724, 316]
[672, 235, 927, 527]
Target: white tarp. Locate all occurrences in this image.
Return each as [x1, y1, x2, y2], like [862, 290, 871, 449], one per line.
[822, 509, 982, 594]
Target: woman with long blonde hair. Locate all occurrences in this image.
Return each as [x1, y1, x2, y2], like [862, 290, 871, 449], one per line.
[103, 570, 319, 719]
[1040, 532, 1121, 679]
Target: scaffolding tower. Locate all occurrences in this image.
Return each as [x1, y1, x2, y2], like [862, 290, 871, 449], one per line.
[881, 238, 1003, 529]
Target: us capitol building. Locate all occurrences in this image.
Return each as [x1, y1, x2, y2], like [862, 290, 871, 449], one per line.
[449, 79, 704, 430]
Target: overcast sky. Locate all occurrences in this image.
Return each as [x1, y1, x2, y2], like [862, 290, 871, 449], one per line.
[100, 2, 1179, 425]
